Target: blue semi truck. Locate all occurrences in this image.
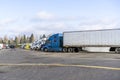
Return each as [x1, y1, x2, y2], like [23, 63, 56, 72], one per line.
[41, 29, 120, 53]
[41, 33, 64, 52]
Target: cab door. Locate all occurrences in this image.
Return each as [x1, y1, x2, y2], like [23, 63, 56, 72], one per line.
[51, 35, 59, 51]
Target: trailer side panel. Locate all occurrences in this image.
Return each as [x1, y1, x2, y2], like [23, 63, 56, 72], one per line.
[63, 29, 120, 47]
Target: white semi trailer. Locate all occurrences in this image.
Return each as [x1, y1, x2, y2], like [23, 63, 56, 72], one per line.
[63, 29, 120, 53]
[0, 44, 3, 50]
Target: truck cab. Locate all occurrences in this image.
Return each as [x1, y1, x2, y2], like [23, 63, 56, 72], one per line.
[41, 33, 63, 52]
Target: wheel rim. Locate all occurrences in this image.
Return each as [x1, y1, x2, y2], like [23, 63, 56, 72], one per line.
[44, 48, 48, 52]
[63, 48, 68, 52]
[68, 48, 73, 52]
[115, 48, 120, 53]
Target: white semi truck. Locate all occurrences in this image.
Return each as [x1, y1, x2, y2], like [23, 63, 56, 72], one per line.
[31, 38, 47, 50]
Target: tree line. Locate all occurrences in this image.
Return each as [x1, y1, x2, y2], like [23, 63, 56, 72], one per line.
[0, 33, 35, 45]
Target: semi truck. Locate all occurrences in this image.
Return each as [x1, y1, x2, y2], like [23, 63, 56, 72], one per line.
[31, 37, 47, 50]
[41, 29, 120, 53]
[0, 44, 3, 50]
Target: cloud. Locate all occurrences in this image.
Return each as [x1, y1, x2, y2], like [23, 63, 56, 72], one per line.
[77, 18, 120, 30]
[32, 22, 72, 33]
[31, 13, 120, 36]
[1, 11, 120, 39]
[33, 11, 87, 22]
[36, 11, 55, 20]
[0, 18, 16, 25]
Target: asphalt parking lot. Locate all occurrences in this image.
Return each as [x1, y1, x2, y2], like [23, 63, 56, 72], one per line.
[0, 49, 120, 80]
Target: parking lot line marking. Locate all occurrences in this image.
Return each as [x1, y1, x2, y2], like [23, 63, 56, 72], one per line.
[0, 63, 120, 70]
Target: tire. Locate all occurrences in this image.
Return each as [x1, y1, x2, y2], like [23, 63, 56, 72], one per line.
[73, 48, 79, 52]
[115, 48, 120, 54]
[63, 48, 68, 52]
[44, 48, 48, 52]
[68, 48, 73, 53]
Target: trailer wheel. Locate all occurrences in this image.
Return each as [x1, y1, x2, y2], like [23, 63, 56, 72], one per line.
[115, 48, 120, 54]
[73, 48, 79, 52]
[68, 48, 73, 53]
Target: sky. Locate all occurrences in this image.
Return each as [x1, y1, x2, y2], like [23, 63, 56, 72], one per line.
[0, 0, 120, 38]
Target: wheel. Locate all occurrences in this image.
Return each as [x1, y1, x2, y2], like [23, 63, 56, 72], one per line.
[44, 48, 48, 52]
[115, 48, 120, 54]
[63, 48, 68, 52]
[68, 48, 73, 52]
[73, 48, 79, 52]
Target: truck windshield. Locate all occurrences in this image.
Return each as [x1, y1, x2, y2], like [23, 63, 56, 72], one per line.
[45, 40, 51, 44]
